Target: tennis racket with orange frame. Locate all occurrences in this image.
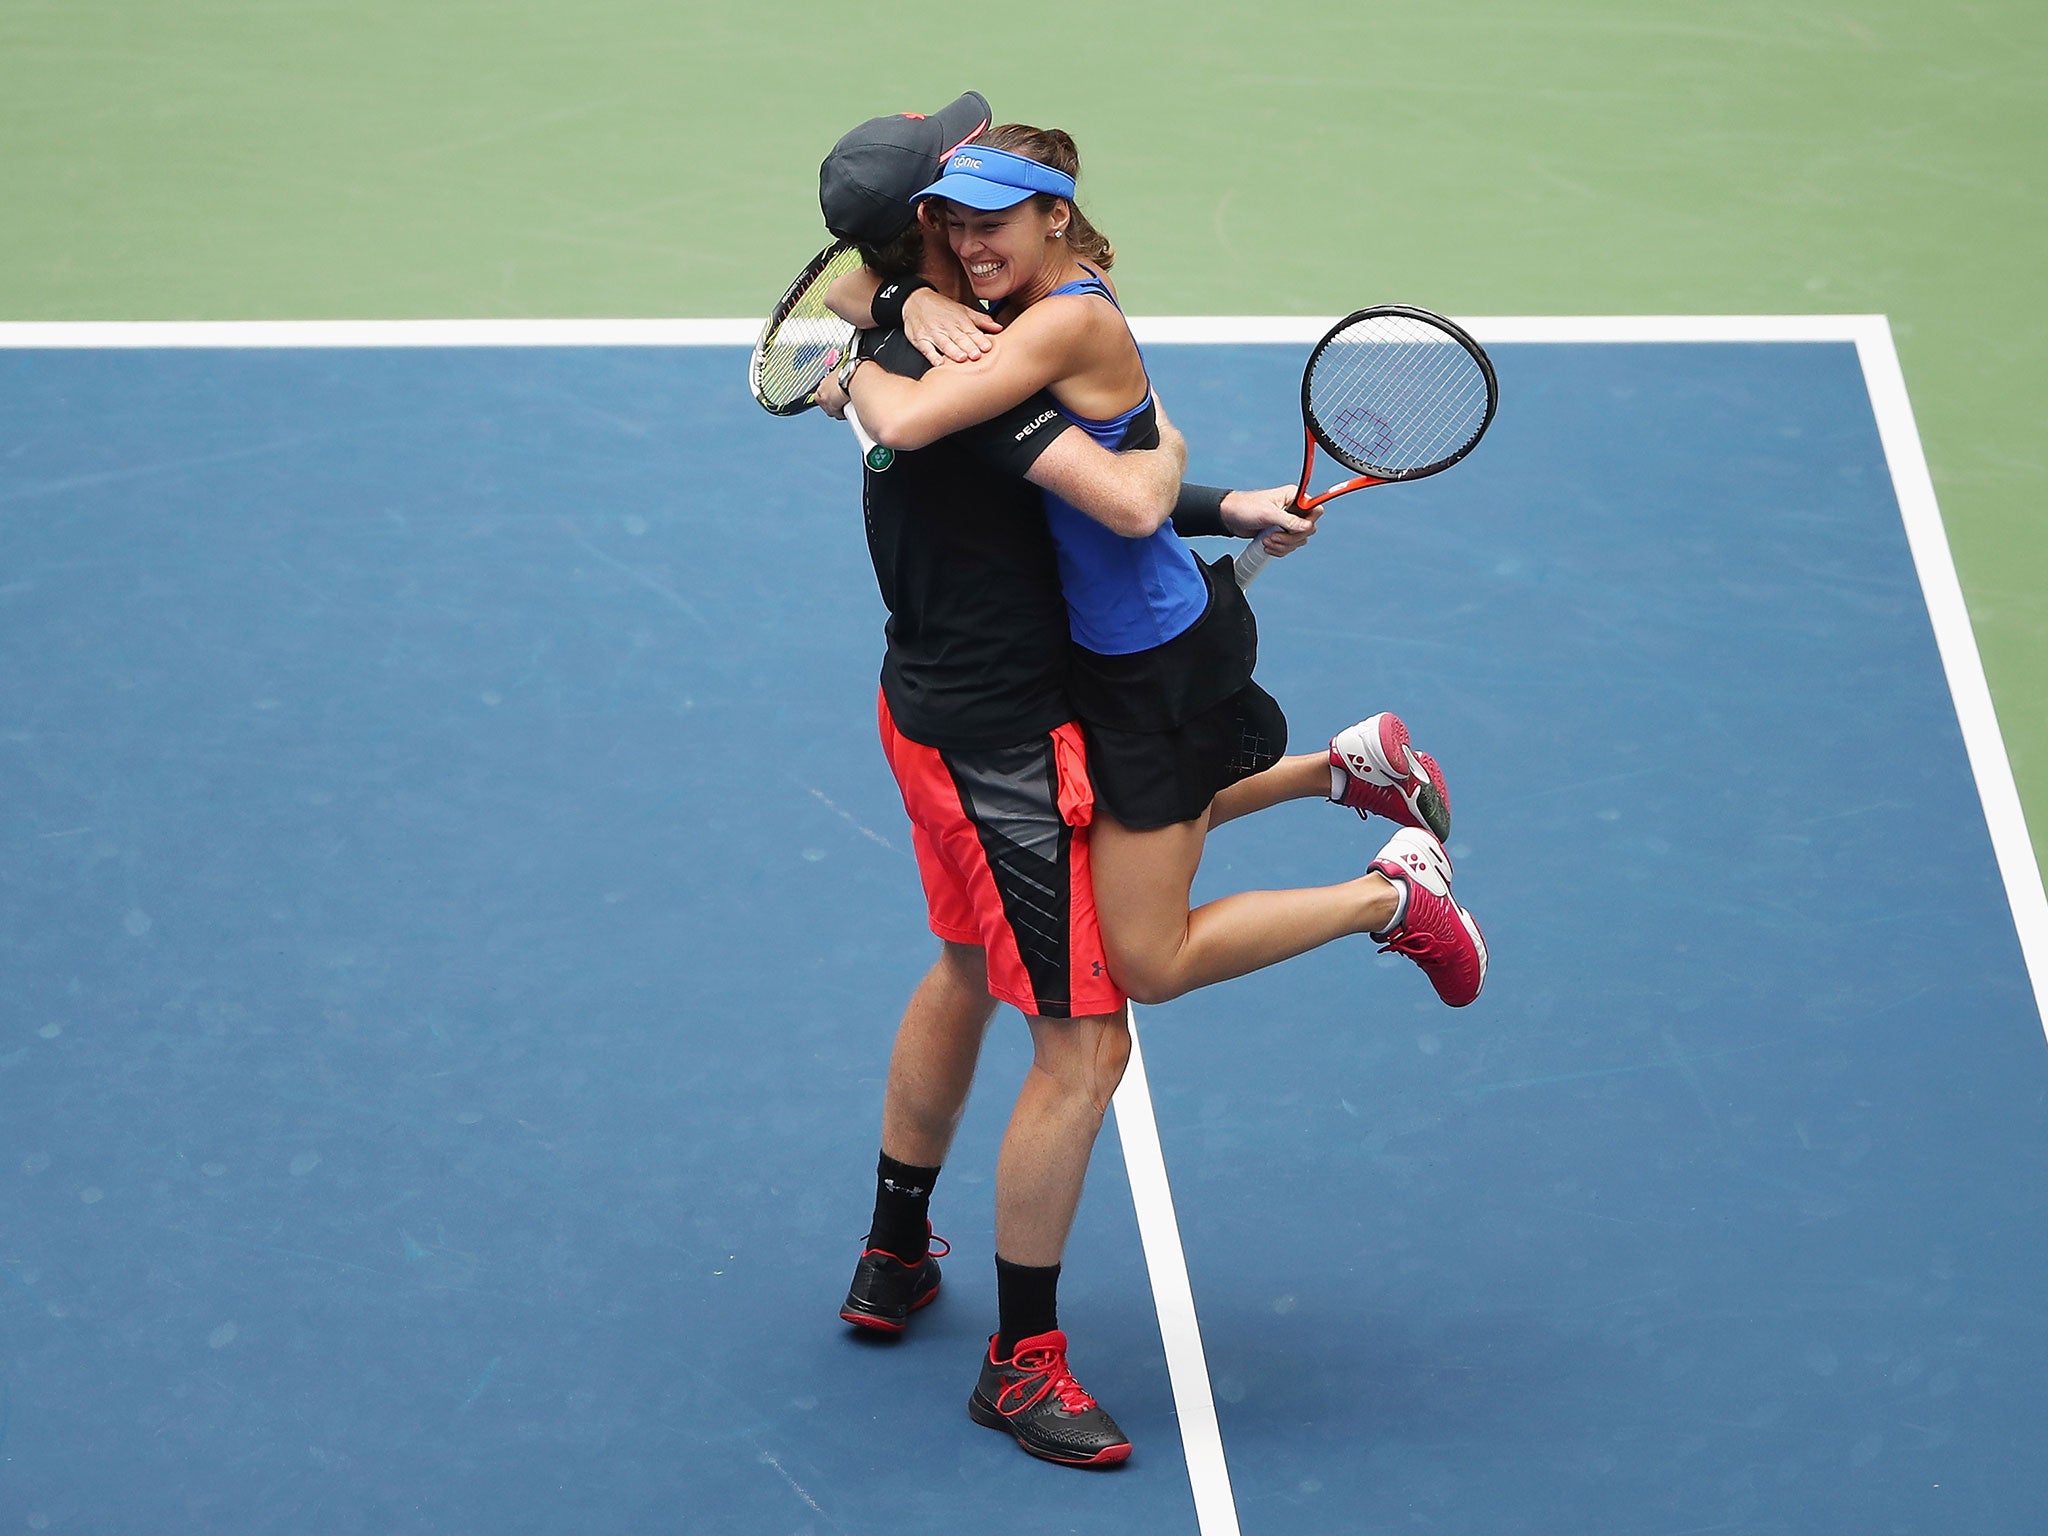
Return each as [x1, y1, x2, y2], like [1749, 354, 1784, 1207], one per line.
[1234, 305, 1497, 586]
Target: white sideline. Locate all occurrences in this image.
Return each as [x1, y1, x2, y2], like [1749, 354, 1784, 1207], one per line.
[7, 314, 2041, 1536]
[1111, 1015, 1239, 1533]
[1850, 321, 2048, 1038]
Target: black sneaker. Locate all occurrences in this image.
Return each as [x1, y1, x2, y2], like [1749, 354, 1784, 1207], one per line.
[967, 1330, 1132, 1466]
[839, 1231, 948, 1333]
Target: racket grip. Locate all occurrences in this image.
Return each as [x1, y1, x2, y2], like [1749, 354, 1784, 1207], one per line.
[843, 402, 895, 472]
[1232, 537, 1275, 588]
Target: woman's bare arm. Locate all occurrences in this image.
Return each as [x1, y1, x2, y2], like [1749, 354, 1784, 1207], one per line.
[831, 299, 1122, 450]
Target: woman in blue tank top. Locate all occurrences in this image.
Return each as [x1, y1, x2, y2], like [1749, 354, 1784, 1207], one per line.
[826, 124, 1484, 1010]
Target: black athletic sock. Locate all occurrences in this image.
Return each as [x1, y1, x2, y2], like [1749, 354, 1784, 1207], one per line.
[868, 1152, 940, 1262]
[994, 1255, 1061, 1359]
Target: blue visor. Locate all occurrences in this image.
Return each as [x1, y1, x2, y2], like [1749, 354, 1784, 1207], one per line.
[911, 145, 1077, 209]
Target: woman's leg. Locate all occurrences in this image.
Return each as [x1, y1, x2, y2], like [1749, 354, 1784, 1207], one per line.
[1089, 809, 1400, 1005]
[1206, 750, 1330, 827]
[1211, 713, 1451, 838]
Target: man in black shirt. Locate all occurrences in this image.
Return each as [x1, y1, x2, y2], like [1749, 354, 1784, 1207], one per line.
[813, 94, 1301, 1467]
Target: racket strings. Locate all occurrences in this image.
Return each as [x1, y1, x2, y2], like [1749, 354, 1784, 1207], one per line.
[1315, 351, 1485, 473]
[1307, 315, 1491, 477]
[1313, 345, 1485, 473]
[753, 245, 866, 414]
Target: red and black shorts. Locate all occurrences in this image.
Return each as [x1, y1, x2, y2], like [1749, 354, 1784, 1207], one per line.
[877, 690, 1124, 1020]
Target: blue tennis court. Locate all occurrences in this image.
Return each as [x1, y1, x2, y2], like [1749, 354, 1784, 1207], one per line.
[3, 332, 2043, 1533]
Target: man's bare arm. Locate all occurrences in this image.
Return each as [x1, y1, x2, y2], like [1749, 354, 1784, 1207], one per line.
[1024, 416, 1187, 538]
[1027, 404, 1314, 553]
[823, 266, 885, 327]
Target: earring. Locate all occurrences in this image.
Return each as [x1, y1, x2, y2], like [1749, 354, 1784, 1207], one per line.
[1053, 229, 1065, 239]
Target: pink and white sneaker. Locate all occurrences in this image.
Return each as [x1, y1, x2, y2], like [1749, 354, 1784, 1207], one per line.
[1330, 713, 1451, 842]
[1367, 827, 1487, 1007]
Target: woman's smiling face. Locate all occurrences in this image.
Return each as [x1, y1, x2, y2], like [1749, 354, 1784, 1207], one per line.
[941, 198, 1064, 305]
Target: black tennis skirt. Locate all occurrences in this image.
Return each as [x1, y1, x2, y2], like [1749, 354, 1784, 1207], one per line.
[1065, 553, 1289, 830]
[1081, 678, 1288, 830]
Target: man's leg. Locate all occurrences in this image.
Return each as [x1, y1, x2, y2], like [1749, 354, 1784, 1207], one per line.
[992, 1008, 1131, 1275]
[880, 940, 998, 1167]
[841, 941, 996, 1333]
[966, 1007, 1136, 1467]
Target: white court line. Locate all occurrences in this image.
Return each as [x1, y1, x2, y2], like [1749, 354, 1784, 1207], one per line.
[1131, 313, 1884, 346]
[0, 318, 761, 348]
[1850, 320, 2048, 1038]
[9, 313, 2043, 1529]
[0, 314, 1877, 350]
[1111, 1014, 1239, 1535]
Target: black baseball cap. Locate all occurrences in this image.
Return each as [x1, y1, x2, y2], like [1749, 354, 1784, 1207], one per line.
[819, 91, 992, 246]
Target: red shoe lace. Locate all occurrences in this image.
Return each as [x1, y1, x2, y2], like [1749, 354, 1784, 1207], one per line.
[1377, 930, 1437, 960]
[861, 1231, 950, 1262]
[1001, 1342, 1099, 1416]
